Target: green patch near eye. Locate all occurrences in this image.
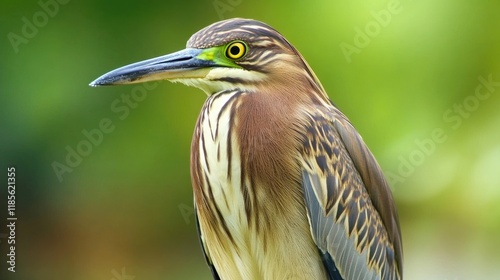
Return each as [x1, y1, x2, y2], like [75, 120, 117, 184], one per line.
[196, 46, 243, 69]
[196, 47, 218, 61]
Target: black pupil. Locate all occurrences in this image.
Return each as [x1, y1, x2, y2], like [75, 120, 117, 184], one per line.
[230, 45, 240, 55]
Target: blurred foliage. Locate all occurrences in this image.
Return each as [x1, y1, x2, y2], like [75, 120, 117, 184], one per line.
[1, 0, 499, 279]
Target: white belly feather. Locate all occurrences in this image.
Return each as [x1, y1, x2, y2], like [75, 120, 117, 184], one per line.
[196, 92, 326, 280]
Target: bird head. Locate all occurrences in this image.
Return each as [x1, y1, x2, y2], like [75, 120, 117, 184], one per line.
[90, 18, 326, 97]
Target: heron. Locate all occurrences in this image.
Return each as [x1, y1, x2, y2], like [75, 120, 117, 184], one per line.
[90, 18, 403, 280]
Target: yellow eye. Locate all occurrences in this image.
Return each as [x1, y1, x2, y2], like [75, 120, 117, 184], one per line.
[226, 41, 247, 59]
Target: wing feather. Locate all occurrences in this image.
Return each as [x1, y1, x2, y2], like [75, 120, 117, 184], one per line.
[300, 106, 402, 280]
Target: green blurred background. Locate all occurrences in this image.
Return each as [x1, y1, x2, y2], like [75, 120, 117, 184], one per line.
[1, 0, 499, 279]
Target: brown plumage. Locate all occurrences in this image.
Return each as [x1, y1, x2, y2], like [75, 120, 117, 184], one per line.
[90, 18, 403, 280]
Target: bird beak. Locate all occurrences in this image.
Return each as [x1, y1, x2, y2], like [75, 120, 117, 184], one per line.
[89, 48, 214, 86]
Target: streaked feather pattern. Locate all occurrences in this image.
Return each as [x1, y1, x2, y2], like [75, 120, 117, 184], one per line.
[186, 18, 403, 280]
[300, 106, 402, 280]
[89, 16, 403, 280]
